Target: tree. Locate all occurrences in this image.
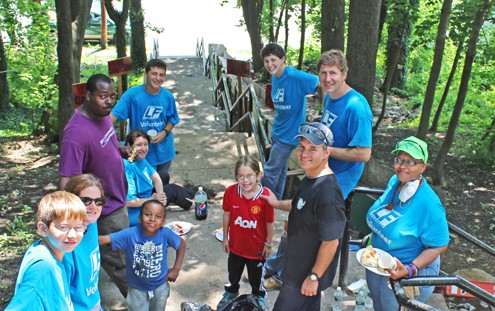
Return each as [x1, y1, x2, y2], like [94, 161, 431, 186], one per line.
[105, 0, 130, 89]
[321, 0, 345, 52]
[71, 0, 92, 83]
[130, 0, 146, 70]
[431, 0, 493, 186]
[297, 0, 306, 70]
[416, 0, 454, 139]
[241, 0, 264, 72]
[0, 35, 8, 111]
[55, 0, 75, 139]
[346, 0, 382, 107]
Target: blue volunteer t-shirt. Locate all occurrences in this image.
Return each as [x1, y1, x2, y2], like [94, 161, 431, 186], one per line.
[112, 85, 180, 166]
[271, 66, 319, 146]
[123, 158, 156, 226]
[366, 175, 450, 263]
[320, 89, 373, 198]
[110, 225, 181, 292]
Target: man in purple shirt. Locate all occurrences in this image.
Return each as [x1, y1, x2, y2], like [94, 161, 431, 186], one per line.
[58, 73, 129, 298]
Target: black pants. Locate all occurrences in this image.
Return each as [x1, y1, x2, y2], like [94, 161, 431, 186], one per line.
[226, 252, 266, 297]
[158, 171, 194, 210]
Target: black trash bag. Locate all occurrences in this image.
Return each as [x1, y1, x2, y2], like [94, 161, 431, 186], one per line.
[219, 294, 263, 311]
[180, 301, 214, 311]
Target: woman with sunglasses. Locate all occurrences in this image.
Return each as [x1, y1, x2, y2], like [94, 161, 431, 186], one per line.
[124, 129, 195, 227]
[365, 136, 449, 310]
[63, 174, 106, 311]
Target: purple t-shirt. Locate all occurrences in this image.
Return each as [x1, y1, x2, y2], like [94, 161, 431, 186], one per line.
[59, 110, 127, 216]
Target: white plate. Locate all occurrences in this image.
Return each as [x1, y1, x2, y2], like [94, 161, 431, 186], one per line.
[165, 221, 192, 236]
[356, 248, 392, 276]
[215, 228, 229, 242]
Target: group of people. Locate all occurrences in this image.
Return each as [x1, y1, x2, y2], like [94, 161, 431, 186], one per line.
[6, 42, 449, 311]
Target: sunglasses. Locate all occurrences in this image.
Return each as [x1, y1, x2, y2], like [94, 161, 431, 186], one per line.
[298, 123, 330, 146]
[79, 197, 105, 206]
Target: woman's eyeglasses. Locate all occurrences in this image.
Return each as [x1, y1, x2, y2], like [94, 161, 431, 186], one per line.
[79, 197, 105, 206]
[394, 157, 423, 167]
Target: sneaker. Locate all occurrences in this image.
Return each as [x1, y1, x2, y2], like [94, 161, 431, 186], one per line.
[263, 277, 282, 291]
[216, 291, 239, 311]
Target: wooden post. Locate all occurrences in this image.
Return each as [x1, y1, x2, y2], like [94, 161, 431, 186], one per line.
[108, 57, 133, 141]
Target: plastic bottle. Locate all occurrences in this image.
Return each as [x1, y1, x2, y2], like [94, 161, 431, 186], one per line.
[333, 286, 344, 311]
[354, 289, 366, 311]
[194, 187, 208, 220]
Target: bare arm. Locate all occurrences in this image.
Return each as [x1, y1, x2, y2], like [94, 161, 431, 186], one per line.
[152, 122, 175, 144]
[151, 172, 164, 193]
[389, 245, 448, 280]
[98, 235, 111, 245]
[222, 211, 230, 253]
[58, 176, 71, 190]
[329, 146, 371, 163]
[260, 188, 292, 212]
[301, 239, 340, 296]
[110, 113, 117, 123]
[262, 221, 275, 258]
[167, 237, 187, 282]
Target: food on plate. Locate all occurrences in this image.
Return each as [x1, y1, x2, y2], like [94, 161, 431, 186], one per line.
[168, 223, 185, 235]
[360, 245, 381, 268]
[128, 148, 138, 163]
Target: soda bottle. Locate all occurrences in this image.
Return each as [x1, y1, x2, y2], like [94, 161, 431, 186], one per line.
[354, 289, 366, 311]
[194, 187, 208, 220]
[333, 286, 344, 311]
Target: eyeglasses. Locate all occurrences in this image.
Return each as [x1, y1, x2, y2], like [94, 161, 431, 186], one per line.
[236, 174, 257, 181]
[79, 197, 105, 206]
[51, 224, 87, 234]
[298, 124, 331, 146]
[394, 157, 423, 167]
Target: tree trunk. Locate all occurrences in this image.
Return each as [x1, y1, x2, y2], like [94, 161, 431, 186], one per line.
[416, 0, 453, 139]
[321, 0, 345, 52]
[274, 0, 287, 42]
[269, 0, 275, 42]
[297, 0, 306, 70]
[71, 0, 92, 83]
[346, 0, 382, 108]
[241, 0, 264, 73]
[0, 35, 8, 111]
[430, 40, 464, 132]
[377, 1, 387, 46]
[130, 0, 147, 70]
[105, 0, 130, 90]
[431, 0, 492, 186]
[55, 0, 75, 140]
[382, 0, 418, 90]
[284, 4, 289, 52]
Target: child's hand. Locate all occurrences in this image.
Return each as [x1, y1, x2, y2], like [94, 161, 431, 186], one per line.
[222, 240, 229, 253]
[262, 245, 272, 258]
[166, 267, 180, 282]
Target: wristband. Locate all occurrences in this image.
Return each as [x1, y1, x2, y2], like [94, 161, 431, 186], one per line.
[406, 265, 413, 278]
[164, 129, 170, 137]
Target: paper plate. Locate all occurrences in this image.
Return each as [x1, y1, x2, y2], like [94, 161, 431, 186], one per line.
[215, 228, 229, 242]
[356, 248, 392, 276]
[165, 221, 192, 236]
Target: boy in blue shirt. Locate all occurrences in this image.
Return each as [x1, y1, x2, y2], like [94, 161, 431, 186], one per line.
[6, 191, 87, 310]
[99, 200, 186, 311]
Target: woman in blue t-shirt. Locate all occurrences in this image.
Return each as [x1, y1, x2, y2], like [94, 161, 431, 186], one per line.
[365, 136, 449, 311]
[124, 129, 194, 226]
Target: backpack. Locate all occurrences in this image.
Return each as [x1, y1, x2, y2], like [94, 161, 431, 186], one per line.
[219, 294, 263, 311]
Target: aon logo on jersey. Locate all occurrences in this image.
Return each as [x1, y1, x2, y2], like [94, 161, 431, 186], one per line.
[234, 216, 257, 229]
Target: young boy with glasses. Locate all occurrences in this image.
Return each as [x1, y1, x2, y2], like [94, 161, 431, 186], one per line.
[6, 191, 87, 310]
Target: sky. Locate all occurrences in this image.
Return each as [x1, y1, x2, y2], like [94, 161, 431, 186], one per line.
[92, 0, 253, 59]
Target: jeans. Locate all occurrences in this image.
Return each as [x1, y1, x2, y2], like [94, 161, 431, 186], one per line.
[97, 207, 129, 297]
[127, 282, 170, 311]
[366, 256, 441, 311]
[261, 136, 295, 200]
[273, 283, 321, 311]
[156, 160, 172, 175]
[264, 231, 287, 283]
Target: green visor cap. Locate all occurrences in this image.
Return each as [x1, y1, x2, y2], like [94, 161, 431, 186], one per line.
[391, 136, 428, 162]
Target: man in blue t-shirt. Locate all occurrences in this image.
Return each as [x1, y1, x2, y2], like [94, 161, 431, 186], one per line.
[111, 59, 180, 175]
[260, 43, 319, 200]
[317, 49, 373, 199]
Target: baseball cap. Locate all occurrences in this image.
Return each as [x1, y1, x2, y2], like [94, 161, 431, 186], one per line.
[391, 136, 428, 162]
[295, 122, 334, 147]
